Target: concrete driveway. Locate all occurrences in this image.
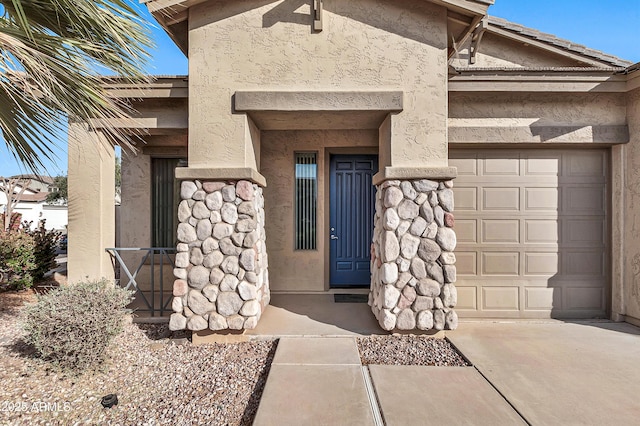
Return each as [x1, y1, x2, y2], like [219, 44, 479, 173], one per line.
[448, 320, 640, 425]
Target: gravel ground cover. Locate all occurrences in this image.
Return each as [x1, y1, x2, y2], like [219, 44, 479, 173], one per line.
[357, 335, 470, 366]
[0, 290, 277, 425]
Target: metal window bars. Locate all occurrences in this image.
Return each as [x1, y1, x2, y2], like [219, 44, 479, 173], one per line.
[106, 247, 176, 317]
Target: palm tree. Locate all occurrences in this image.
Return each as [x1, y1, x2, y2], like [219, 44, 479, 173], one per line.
[0, 0, 152, 172]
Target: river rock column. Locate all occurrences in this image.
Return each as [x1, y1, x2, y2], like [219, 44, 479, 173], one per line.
[369, 179, 457, 331]
[169, 180, 269, 331]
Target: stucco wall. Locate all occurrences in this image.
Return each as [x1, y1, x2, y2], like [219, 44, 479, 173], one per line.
[188, 0, 450, 172]
[624, 87, 640, 324]
[261, 129, 377, 291]
[450, 32, 582, 69]
[120, 153, 151, 249]
[449, 92, 628, 144]
[67, 123, 115, 283]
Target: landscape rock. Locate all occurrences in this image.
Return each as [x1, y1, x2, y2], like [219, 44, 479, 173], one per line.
[418, 238, 441, 262]
[173, 279, 188, 297]
[177, 223, 197, 243]
[169, 313, 187, 331]
[187, 315, 208, 331]
[438, 189, 454, 212]
[396, 309, 416, 330]
[188, 290, 215, 315]
[416, 310, 434, 330]
[181, 181, 197, 200]
[436, 227, 457, 252]
[383, 186, 404, 208]
[416, 278, 441, 297]
[383, 208, 400, 231]
[397, 200, 419, 220]
[208, 312, 228, 330]
[217, 292, 244, 316]
[188, 265, 210, 290]
[227, 315, 245, 330]
[205, 191, 223, 211]
[400, 234, 420, 259]
[445, 310, 459, 330]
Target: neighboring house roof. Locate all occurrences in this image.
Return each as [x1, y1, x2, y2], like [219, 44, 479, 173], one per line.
[10, 174, 55, 186]
[487, 16, 632, 68]
[17, 192, 49, 203]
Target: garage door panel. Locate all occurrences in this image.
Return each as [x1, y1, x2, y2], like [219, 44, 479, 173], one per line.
[564, 287, 604, 310]
[566, 151, 606, 178]
[449, 156, 477, 175]
[525, 287, 561, 310]
[455, 187, 477, 210]
[482, 187, 520, 210]
[456, 219, 477, 243]
[564, 251, 605, 276]
[481, 252, 519, 276]
[563, 186, 605, 213]
[456, 252, 477, 275]
[482, 287, 520, 310]
[525, 187, 559, 211]
[524, 253, 559, 276]
[483, 157, 520, 175]
[563, 219, 605, 246]
[451, 148, 608, 319]
[455, 286, 477, 310]
[524, 220, 559, 244]
[481, 220, 519, 243]
[525, 157, 560, 176]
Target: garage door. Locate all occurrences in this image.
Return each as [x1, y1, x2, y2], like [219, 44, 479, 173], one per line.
[450, 149, 608, 319]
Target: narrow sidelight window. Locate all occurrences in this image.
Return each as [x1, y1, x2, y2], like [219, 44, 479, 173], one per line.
[295, 153, 318, 250]
[151, 158, 185, 248]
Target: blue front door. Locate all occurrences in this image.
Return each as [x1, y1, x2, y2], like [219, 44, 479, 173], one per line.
[329, 155, 378, 287]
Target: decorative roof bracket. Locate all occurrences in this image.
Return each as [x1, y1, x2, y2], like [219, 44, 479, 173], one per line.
[469, 16, 488, 64]
[313, 0, 323, 32]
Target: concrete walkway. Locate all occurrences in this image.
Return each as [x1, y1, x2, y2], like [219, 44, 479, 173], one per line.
[448, 321, 640, 425]
[254, 320, 640, 425]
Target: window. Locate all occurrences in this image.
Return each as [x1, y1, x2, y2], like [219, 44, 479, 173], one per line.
[151, 158, 185, 248]
[295, 153, 317, 250]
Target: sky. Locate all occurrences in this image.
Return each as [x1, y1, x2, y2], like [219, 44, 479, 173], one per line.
[1, 0, 639, 177]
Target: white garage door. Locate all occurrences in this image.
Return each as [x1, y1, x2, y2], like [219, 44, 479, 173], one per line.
[450, 149, 608, 319]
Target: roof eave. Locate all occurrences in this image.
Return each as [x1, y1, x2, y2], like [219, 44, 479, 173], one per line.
[145, 0, 492, 56]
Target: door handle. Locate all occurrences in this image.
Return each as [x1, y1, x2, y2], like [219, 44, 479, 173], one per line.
[330, 235, 338, 240]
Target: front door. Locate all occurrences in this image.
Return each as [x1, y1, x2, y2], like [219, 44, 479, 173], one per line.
[329, 155, 378, 287]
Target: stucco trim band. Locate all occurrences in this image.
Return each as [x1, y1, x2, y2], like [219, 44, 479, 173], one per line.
[175, 167, 267, 187]
[373, 167, 458, 185]
[448, 125, 630, 144]
[234, 91, 404, 113]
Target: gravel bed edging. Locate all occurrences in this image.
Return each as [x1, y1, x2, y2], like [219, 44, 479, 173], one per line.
[357, 335, 470, 367]
[0, 301, 278, 426]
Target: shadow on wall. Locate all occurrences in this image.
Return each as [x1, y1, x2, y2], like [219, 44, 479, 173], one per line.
[529, 119, 630, 143]
[191, 0, 447, 50]
[547, 150, 609, 322]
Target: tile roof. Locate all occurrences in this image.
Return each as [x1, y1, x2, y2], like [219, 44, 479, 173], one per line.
[16, 192, 48, 203]
[488, 16, 633, 68]
[9, 174, 55, 185]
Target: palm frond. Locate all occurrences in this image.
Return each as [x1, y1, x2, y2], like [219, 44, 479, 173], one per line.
[0, 0, 154, 173]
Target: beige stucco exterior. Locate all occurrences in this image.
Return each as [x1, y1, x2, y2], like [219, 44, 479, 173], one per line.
[261, 130, 378, 292]
[184, 0, 452, 180]
[623, 85, 640, 325]
[66, 0, 640, 327]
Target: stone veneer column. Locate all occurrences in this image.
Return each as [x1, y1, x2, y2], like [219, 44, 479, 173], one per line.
[169, 180, 269, 331]
[369, 179, 457, 331]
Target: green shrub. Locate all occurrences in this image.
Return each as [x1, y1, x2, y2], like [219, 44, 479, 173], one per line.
[24, 221, 61, 281]
[22, 280, 133, 372]
[0, 231, 36, 290]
